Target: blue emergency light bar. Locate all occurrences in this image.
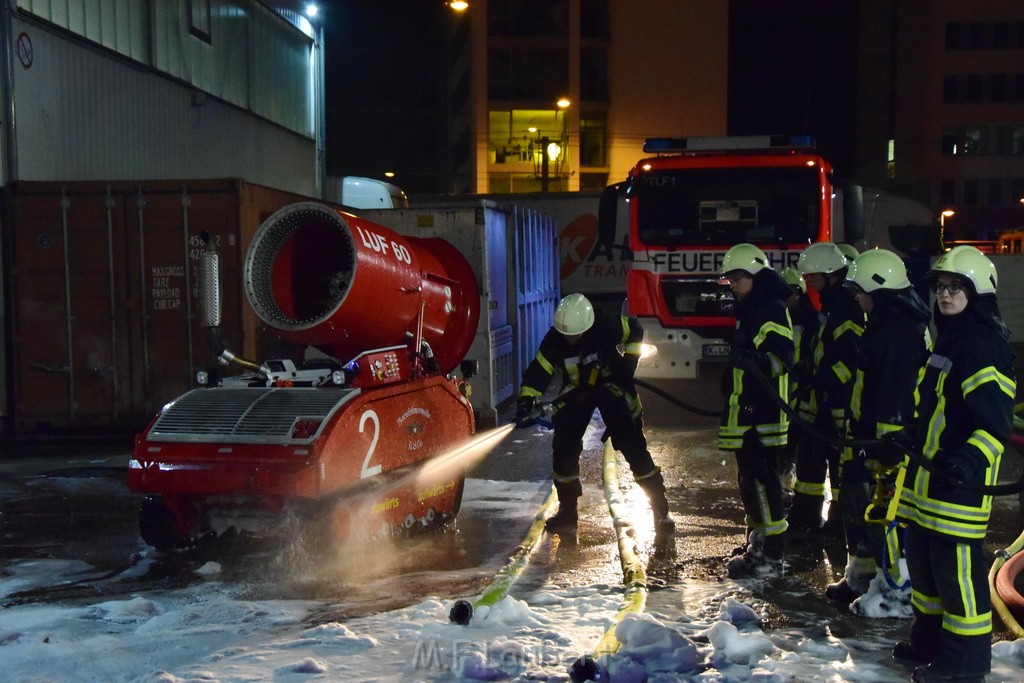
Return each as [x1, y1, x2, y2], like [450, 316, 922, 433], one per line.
[642, 134, 816, 154]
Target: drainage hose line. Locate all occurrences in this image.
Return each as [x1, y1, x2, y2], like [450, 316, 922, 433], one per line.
[634, 378, 722, 417]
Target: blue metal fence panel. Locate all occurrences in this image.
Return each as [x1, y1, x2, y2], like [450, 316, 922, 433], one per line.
[511, 206, 559, 388]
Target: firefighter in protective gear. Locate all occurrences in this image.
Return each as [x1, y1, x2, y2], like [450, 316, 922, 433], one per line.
[892, 246, 1015, 683]
[789, 242, 866, 536]
[827, 249, 930, 613]
[515, 293, 673, 534]
[780, 267, 817, 492]
[718, 244, 795, 577]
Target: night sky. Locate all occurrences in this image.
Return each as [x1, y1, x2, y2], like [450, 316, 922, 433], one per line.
[320, 0, 860, 193]
[728, 0, 860, 178]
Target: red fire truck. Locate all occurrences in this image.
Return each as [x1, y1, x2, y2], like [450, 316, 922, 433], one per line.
[598, 134, 929, 382]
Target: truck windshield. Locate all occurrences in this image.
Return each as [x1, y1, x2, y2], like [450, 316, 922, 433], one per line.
[633, 166, 821, 247]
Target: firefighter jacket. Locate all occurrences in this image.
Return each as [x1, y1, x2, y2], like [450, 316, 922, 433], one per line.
[788, 293, 819, 409]
[846, 287, 931, 465]
[898, 297, 1016, 542]
[807, 276, 866, 426]
[718, 268, 795, 450]
[519, 311, 644, 412]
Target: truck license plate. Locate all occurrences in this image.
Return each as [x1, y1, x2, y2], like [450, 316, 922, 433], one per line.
[702, 343, 730, 358]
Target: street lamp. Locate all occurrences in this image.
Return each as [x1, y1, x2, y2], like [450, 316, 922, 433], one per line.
[940, 209, 955, 243]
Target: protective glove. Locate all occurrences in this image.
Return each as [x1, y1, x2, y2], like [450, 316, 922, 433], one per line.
[877, 429, 915, 466]
[514, 396, 537, 429]
[865, 445, 901, 471]
[931, 448, 982, 489]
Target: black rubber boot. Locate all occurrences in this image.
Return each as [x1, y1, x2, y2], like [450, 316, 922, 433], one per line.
[787, 492, 824, 535]
[820, 503, 844, 538]
[762, 531, 786, 560]
[544, 504, 578, 532]
[824, 578, 860, 604]
[546, 481, 580, 532]
[892, 641, 935, 664]
[637, 471, 675, 533]
[910, 664, 985, 683]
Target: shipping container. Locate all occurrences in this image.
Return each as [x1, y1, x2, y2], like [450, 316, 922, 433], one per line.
[360, 201, 559, 426]
[2, 179, 320, 436]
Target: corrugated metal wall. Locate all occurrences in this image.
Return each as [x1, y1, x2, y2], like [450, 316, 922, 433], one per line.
[10, 16, 316, 196]
[15, 0, 312, 138]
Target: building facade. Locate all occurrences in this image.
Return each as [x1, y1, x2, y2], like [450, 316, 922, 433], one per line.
[856, 0, 1024, 241]
[466, 0, 728, 195]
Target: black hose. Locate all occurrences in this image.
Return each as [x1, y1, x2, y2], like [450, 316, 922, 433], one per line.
[736, 356, 1024, 496]
[634, 378, 722, 417]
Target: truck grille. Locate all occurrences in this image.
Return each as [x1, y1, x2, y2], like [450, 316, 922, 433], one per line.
[147, 388, 356, 444]
[660, 278, 734, 317]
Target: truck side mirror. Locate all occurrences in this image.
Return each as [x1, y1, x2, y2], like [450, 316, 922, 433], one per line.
[598, 181, 625, 246]
[841, 182, 865, 244]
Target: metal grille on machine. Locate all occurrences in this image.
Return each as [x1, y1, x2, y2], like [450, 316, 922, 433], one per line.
[147, 388, 355, 444]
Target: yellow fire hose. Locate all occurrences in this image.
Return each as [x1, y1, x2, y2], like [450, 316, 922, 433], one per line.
[448, 484, 557, 624]
[567, 441, 651, 681]
[590, 440, 649, 656]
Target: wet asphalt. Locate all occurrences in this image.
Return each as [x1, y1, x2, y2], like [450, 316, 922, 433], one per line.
[1, 372, 1022, 653]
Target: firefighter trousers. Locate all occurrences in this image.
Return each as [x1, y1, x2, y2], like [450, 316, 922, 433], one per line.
[789, 411, 841, 526]
[550, 388, 660, 502]
[733, 430, 788, 539]
[904, 524, 992, 677]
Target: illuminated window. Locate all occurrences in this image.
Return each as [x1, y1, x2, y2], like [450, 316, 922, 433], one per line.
[488, 109, 566, 165]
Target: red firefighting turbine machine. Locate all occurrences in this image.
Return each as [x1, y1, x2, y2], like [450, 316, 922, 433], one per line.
[127, 203, 481, 549]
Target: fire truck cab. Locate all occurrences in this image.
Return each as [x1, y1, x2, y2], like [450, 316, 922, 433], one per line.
[599, 134, 866, 382]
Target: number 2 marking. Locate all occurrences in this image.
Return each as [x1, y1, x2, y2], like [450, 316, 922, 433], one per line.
[359, 410, 382, 478]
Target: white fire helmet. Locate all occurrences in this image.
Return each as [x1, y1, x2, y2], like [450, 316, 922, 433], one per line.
[928, 245, 998, 295]
[797, 242, 848, 275]
[721, 243, 769, 276]
[782, 267, 806, 293]
[845, 248, 910, 292]
[837, 243, 859, 262]
[554, 293, 595, 336]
